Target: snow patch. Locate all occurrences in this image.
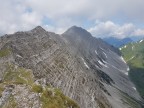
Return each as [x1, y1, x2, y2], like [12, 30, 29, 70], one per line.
[124, 45, 127, 48]
[132, 46, 134, 50]
[128, 56, 135, 61]
[95, 50, 98, 55]
[100, 47, 104, 51]
[98, 60, 108, 68]
[139, 40, 143, 43]
[125, 72, 128, 76]
[98, 60, 103, 66]
[91, 94, 95, 102]
[81, 58, 89, 69]
[132, 87, 136, 90]
[16, 54, 23, 58]
[119, 48, 122, 50]
[127, 67, 130, 71]
[120, 56, 126, 64]
[103, 52, 107, 58]
[31, 54, 38, 57]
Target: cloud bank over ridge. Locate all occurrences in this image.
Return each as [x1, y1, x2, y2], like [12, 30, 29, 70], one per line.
[0, 0, 144, 38]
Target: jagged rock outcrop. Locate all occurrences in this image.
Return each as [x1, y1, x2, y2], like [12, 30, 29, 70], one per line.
[0, 26, 143, 108]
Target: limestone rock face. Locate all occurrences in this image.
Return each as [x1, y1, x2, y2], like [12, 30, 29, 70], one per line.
[0, 26, 143, 108]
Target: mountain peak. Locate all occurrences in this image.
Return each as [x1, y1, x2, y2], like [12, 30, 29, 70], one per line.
[31, 26, 46, 33]
[0, 26, 143, 108]
[63, 25, 92, 39]
[66, 26, 90, 34]
[68, 25, 82, 30]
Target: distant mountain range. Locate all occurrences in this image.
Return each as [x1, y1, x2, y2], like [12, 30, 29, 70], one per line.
[120, 39, 144, 99]
[103, 36, 144, 48]
[103, 37, 133, 48]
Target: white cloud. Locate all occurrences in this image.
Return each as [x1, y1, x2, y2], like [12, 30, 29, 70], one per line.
[1, 0, 144, 36]
[20, 11, 42, 29]
[88, 21, 144, 38]
[133, 29, 144, 36]
[0, 0, 43, 35]
[44, 25, 66, 34]
[25, 0, 144, 21]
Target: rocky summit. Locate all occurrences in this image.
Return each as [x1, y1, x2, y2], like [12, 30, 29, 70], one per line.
[0, 26, 143, 108]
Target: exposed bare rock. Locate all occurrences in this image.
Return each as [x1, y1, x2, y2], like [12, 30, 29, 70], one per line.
[12, 85, 41, 108]
[0, 85, 14, 107]
[0, 26, 143, 108]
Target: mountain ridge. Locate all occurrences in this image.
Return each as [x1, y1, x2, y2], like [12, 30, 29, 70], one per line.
[0, 26, 143, 108]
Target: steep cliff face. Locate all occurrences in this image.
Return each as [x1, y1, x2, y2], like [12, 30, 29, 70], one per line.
[0, 26, 143, 108]
[63, 26, 143, 108]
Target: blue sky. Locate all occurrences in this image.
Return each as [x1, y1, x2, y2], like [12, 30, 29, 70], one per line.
[0, 0, 144, 39]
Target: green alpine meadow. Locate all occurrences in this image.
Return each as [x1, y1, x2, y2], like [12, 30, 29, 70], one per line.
[120, 39, 144, 99]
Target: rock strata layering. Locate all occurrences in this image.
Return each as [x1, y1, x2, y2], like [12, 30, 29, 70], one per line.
[0, 26, 143, 108]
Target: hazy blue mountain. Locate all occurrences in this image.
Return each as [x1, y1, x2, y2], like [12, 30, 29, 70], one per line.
[131, 36, 144, 42]
[103, 37, 133, 47]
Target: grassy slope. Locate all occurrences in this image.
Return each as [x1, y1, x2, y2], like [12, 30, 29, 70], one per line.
[0, 63, 79, 108]
[120, 39, 144, 99]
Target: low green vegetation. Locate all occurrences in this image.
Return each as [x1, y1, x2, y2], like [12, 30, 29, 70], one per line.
[40, 88, 79, 108]
[3, 64, 34, 85]
[0, 48, 11, 58]
[1, 63, 79, 108]
[32, 83, 80, 108]
[2, 95, 17, 108]
[0, 85, 4, 97]
[0, 64, 34, 108]
[97, 100, 105, 108]
[120, 39, 144, 99]
[129, 67, 144, 98]
[32, 84, 43, 93]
